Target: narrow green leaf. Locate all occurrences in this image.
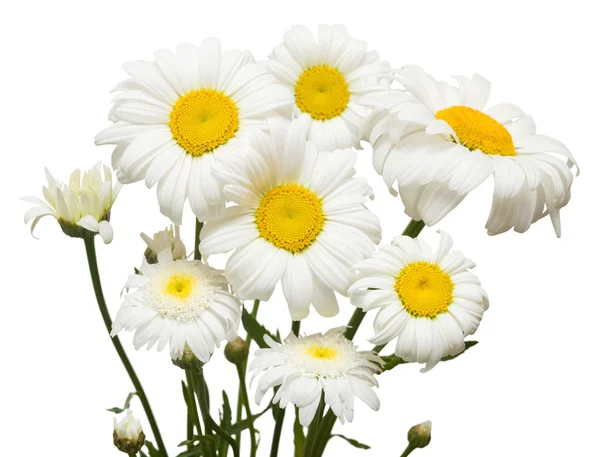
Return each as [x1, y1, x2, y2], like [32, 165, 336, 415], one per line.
[381, 341, 479, 373]
[106, 391, 138, 414]
[441, 341, 478, 361]
[229, 399, 273, 433]
[177, 435, 217, 456]
[145, 441, 163, 457]
[293, 409, 305, 457]
[139, 451, 149, 457]
[218, 391, 232, 457]
[242, 307, 280, 349]
[332, 434, 371, 449]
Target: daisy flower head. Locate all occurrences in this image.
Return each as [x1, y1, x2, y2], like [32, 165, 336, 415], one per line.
[362, 66, 579, 236]
[23, 163, 120, 244]
[111, 249, 241, 363]
[95, 38, 293, 224]
[250, 328, 383, 426]
[140, 225, 186, 264]
[199, 118, 382, 320]
[269, 25, 390, 151]
[349, 231, 488, 372]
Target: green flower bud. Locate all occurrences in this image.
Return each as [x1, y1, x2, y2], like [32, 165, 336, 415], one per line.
[113, 411, 145, 454]
[224, 337, 249, 366]
[407, 420, 432, 449]
[172, 345, 204, 370]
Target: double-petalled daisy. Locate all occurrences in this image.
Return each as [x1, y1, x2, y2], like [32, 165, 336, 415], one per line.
[111, 249, 241, 362]
[269, 25, 390, 151]
[362, 66, 579, 236]
[250, 328, 383, 426]
[199, 119, 381, 320]
[95, 38, 292, 224]
[23, 163, 120, 244]
[349, 231, 488, 372]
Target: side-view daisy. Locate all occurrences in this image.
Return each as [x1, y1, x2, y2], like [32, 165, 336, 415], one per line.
[112, 249, 241, 362]
[250, 328, 383, 426]
[199, 118, 382, 320]
[362, 66, 579, 236]
[349, 231, 488, 372]
[23, 163, 120, 244]
[95, 38, 293, 224]
[269, 24, 390, 151]
[140, 225, 187, 263]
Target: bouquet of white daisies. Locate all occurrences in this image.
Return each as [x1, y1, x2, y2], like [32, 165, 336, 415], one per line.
[23, 24, 578, 457]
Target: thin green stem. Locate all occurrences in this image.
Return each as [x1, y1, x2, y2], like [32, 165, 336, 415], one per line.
[185, 370, 202, 434]
[302, 393, 325, 457]
[83, 237, 168, 457]
[373, 343, 387, 354]
[312, 219, 426, 457]
[236, 365, 257, 457]
[292, 320, 301, 337]
[194, 219, 203, 260]
[400, 444, 417, 457]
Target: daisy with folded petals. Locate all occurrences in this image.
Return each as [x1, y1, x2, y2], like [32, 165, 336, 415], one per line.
[362, 66, 579, 236]
[250, 328, 383, 426]
[269, 25, 390, 151]
[23, 163, 120, 244]
[95, 38, 293, 224]
[111, 249, 241, 362]
[349, 231, 488, 372]
[199, 119, 381, 320]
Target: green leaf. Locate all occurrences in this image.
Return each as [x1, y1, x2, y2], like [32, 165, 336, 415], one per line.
[293, 409, 305, 457]
[332, 434, 371, 449]
[229, 399, 273, 434]
[107, 392, 138, 414]
[381, 341, 479, 373]
[218, 391, 232, 457]
[242, 307, 280, 349]
[145, 441, 163, 457]
[139, 451, 149, 457]
[176, 436, 217, 456]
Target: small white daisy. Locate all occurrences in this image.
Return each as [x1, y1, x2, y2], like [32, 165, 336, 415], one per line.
[112, 249, 241, 362]
[349, 231, 488, 372]
[23, 163, 120, 244]
[113, 410, 144, 443]
[250, 328, 383, 426]
[362, 66, 579, 236]
[140, 225, 187, 263]
[96, 38, 293, 224]
[199, 118, 381, 320]
[269, 25, 390, 151]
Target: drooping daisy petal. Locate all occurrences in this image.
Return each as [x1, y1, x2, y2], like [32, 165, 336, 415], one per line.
[349, 231, 487, 372]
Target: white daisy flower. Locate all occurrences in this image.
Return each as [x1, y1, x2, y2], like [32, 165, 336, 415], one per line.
[113, 410, 145, 454]
[269, 25, 390, 151]
[349, 231, 488, 372]
[140, 225, 187, 263]
[362, 66, 579, 236]
[95, 38, 293, 224]
[250, 328, 383, 426]
[111, 249, 241, 362]
[199, 119, 382, 320]
[23, 163, 120, 244]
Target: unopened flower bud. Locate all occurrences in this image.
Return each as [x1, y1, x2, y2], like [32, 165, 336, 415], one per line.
[141, 225, 186, 264]
[407, 420, 432, 449]
[224, 337, 249, 366]
[172, 345, 204, 370]
[113, 411, 145, 454]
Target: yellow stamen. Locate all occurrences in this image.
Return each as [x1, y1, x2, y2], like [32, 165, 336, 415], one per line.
[295, 65, 350, 120]
[164, 274, 196, 299]
[395, 262, 454, 318]
[169, 89, 239, 156]
[255, 184, 324, 253]
[435, 105, 516, 156]
[306, 345, 337, 360]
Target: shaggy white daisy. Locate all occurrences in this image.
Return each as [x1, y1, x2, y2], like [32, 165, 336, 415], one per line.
[112, 249, 241, 362]
[250, 328, 383, 426]
[23, 163, 120, 244]
[349, 231, 488, 372]
[141, 225, 187, 263]
[95, 38, 293, 224]
[362, 66, 579, 236]
[199, 119, 381, 320]
[269, 25, 390, 151]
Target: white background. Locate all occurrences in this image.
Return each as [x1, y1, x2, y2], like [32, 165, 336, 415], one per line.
[2, 1, 598, 456]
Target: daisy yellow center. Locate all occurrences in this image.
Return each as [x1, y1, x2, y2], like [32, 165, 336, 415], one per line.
[395, 262, 454, 318]
[435, 106, 516, 156]
[169, 89, 239, 157]
[255, 184, 324, 253]
[164, 274, 196, 299]
[295, 65, 350, 120]
[306, 345, 337, 360]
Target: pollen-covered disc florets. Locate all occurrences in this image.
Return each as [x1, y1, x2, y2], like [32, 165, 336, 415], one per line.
[250, 328, 383, 426]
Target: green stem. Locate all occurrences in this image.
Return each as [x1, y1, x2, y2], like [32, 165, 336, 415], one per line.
[292, 320, 301, 337]
[400, 444, 417, 457]
[83, 237, 168, 457]
[236, 365, 257, 457]
[193, 368, 239, 457]
[194, 219, 203, 260]
[302, 393, 325, 457]
[373, 343, 387, 354]
[185, 370, 202, 435]
[312, 219, 426, 457]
